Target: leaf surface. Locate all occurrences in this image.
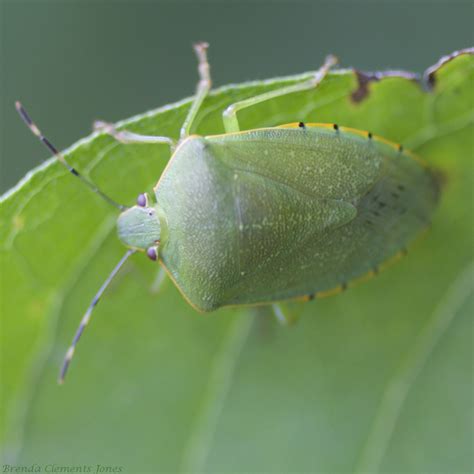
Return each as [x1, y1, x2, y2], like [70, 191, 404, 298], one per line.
[1, 49, 473, 473]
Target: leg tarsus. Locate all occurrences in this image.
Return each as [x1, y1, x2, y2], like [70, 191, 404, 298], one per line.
[223, 54, 338, 133]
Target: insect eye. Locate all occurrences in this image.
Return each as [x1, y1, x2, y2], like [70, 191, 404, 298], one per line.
[137, 194, 147, 207]
[146, 247, 157, 261]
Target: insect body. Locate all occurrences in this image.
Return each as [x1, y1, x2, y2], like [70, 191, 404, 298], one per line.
[142, 125, 438, 312]
[16, 43, 440, 382]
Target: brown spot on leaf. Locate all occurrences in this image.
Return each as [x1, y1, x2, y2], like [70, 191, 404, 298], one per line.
[351, 69, 421, 103]
[351, 70, 377, 103]
[424, 47, 474, 90]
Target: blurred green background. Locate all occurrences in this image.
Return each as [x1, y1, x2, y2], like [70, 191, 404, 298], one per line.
[2, 0, 473, 193]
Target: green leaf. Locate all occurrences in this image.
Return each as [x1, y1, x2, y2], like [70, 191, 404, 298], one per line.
[1, 48, 473, 473]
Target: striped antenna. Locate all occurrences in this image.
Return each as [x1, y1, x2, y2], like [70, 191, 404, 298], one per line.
[16, 101, 126, 211]
[59, 249, 136, 384]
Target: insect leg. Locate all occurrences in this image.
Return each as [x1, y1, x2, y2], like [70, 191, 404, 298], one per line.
[149, 266, 167, 294]
[179, 42, 212, 139]
[223, 55, 338, 133]
[271, 303, 301, 325]
[58, 249, 135, 384]
[96, 42, 212, 146]
[94, 121, 176, 150]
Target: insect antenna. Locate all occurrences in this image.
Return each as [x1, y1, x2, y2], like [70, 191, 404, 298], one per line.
[58, 249, 136, 384]
[15, 101, 126, 211]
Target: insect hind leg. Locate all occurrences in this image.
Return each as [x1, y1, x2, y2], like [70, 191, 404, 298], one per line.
[222, 55, 338, 133]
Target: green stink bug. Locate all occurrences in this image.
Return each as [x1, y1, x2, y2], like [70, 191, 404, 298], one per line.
[16, 43, 440, 383]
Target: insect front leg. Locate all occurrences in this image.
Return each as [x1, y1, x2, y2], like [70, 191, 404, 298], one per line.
[97, 42, 212, 147]
[94, 121, 176, 150]
[222, 55, 338, 133]
[179, 42, 212, 140]
[149, 266, 168, 294]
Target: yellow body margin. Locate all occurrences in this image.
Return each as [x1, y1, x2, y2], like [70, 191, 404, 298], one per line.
[278, 122, 428, 167]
